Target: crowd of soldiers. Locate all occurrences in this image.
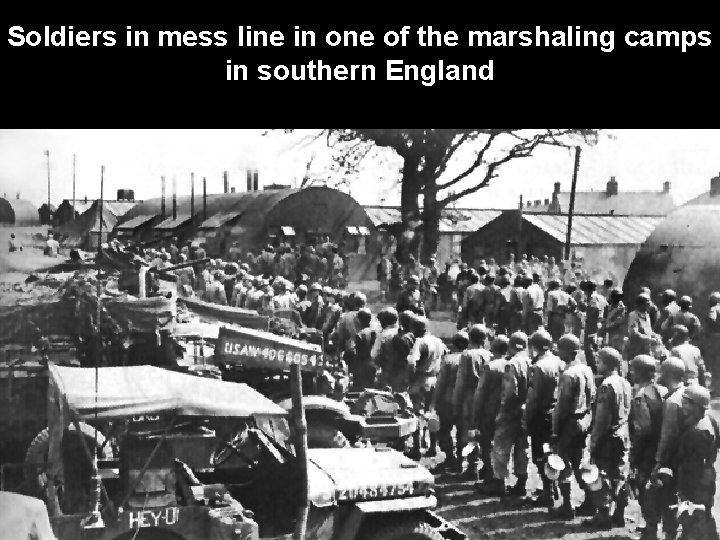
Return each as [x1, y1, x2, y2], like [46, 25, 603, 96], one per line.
[104, 237, 720, 538]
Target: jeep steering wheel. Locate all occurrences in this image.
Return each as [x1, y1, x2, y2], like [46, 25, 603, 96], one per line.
[211, 429, 259, 468]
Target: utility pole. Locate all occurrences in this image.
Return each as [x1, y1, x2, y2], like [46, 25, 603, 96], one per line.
[72, 154, 76, 222]
[44, 150, 51, 208]
[564, 146, 581, 261]
[190, 172, 195, 220]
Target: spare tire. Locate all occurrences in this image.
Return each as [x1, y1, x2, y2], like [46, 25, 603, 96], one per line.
[25, 423, 113, 515]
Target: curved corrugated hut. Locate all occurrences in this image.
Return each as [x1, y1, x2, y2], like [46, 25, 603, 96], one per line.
[0, 197, 40, 226]
[623, 177, 720, 315]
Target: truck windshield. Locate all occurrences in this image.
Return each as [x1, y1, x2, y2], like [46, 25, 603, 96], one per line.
[255, 415, 294, 456]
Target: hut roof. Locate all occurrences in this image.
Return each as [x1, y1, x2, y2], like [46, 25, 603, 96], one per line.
[0, 197, 40, 225]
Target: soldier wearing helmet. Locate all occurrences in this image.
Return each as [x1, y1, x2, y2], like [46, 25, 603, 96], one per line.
[600, 288, 627, 352]
[669, 324, 709, 387]
[655, 289, 679, 344]
[480, 273, 500, 328]
[523, 273, 545, 335]
[477, 331, 531, 497]
[406, 316, 447, 459]
[662, 295, 702, 344]
[431, 331, 469, 472]
[584, 280, 608, 374]
[626, 293, 661, 364]
[706, 291, 720, 393]
[300, 282, 325, 329]
[452, 324, 491, 478]
[584, 347, 632, 529]
[551, 334, 596, 519]
[545, 278, 573, 341]
[524, 329, 566, 508]
[396, 274, 425, 316]
[674, 385, 719, 540]
[629, 355, 668, 538]
[472, 334, 510, 482]
[372, 307, 400, 388]
[352, 308, 377, 390]
[460, 272, 483, 328]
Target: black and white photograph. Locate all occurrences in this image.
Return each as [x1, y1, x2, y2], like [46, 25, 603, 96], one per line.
[1, 129, 719, 540]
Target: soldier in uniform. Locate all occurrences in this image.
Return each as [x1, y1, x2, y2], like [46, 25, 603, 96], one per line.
[551, 334, 595, 519]
[584, 347, 632, 529]
[601, 288, 627, 353]
[626, 293, 661, 362]
[352, 308, 376, 390]
[675, 386, 719, 540]
[473, 335, 510, 483]
[453, 324, 491, 478]
[383, 310, 417, 392]
[524, 329, 565, 508]
[432, 331, 469, 472]
[628, 355, 668, 540]
[477, 331, 531, 497]
[663, 296, 702, 344]
[669, 324, 709, 388]
[396, 275, 425, 316]
[509, 275, 526, 334]
[480, 273, 500, 329]
[647, 356, 687, 540]
[584, 280, 607, 373]
[545, 279, 572, 341]
[372, 307, 400, 389]
[656, 289, 680, 345]
[705, 291, 720, 393]
[407, 316, 447, 459]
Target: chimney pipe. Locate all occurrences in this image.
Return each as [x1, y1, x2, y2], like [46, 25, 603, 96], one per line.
[553, 182, 561, 194]
[247, 170, 253, 192]
[161, 176, 166, 218]
[606, 175, 618, 196]
[663, 180, 671, 193]
[711, 173, 720, 197]
[231, 187, 236, 193]
[172, 177, 177, 220]
[190, 172, 195, 219]
[253, 169, 259, 191]
[203, 177, 207, 221]
[223, 171, 229, 194]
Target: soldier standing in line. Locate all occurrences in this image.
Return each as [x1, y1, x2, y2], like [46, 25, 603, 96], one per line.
[480, 273, 500, 330]
[646, 356, 687, 540]
[472, 335, 510, 483]
[372, 307, 400, 389]
[584, 347, 632, 529]
[396, 275, 425, 316]
[584, 280, 607, 374]
[509, 275, 526, 334]
[406, 316, 446, 460]
[452, 324, 491, 479]
[523, 273, 545, 335]
[460, 272, 483, 328]
[545, 279, 572, 342]
[383, 310, 417, 393]
[628, 355, 668, 540]
[550, 334, 596, 519]
[524, 329, 565, 508]
[669, 324, 709, 388]
[352, 308, 376, 390]
[656, 289, 680, 345]
[600, 288, 627, 353]
[626, 293, 661, 362]
[663, 296, 702, 344]
[432, 331, 469, 473]
[496, 275, 513, 335]
[705, 291, 720, 394]
[674, 386, 719, 540]
[476, 331, 532, 497]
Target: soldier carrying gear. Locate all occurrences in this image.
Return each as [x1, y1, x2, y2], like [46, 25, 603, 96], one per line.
[669, 324, 709, 388]
[656, 289, 680, 344]
[525, 329, 566, 508]
[545, 279, 572, 341]
[372, 307, 400, 388]
[381, 310, 417, 393]
[407, 316, 447, 459]
[550, 333, 596, 520]
[584, 280, 608, 374]
[473, 334, 510, 482]
[600, 287, 627, 353]
[629, 355, 668, 540]
[477, 331, 531, 497]
[452, 324, 491, 478]
[627, 293, 661, 363]
[432, 331, 469, 472]
[673, 386, 720, 540]
[646, 356, 687, 540]
[584, 347, 632, 530]
[396, 275, 425, 316]
[662, 295, 702, 344]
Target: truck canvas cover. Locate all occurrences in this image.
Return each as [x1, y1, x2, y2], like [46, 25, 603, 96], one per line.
[216, 326, 325, 372]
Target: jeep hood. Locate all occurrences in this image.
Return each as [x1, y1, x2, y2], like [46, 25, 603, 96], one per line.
[306, 448, 434, 507]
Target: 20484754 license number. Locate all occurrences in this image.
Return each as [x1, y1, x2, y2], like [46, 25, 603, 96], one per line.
[338, 483, 414, 501]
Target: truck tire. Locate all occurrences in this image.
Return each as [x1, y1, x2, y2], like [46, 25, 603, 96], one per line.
[372, 519, 445, 540]
[24, 423, 113, 509]
[306, 422, 350, 448]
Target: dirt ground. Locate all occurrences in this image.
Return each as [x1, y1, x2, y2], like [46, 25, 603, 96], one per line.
[0, 226, 57, 278]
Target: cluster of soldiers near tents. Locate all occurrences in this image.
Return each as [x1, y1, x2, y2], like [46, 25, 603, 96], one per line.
[3, 172, 720, 539]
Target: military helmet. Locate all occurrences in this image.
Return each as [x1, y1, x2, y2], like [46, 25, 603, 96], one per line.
[671, 324, 690, 340]
[663, 289, 677, 300]
[357, 308, 373, 326]
[660, 356, 686, 380]
[509, 331, 528, 351]
[354, 292, 367, 308]
[678, 295, 693, 309]
[636, 292, 651, 304]
[297, 284, 308, 293]
[709, 291, 720, 304]
[323, 285, 333, 295]
[609, 287, 624, 298]
[468, 324, 488, 344]
[407, 275, 419, 285]
[377, 307, 399, 327]
[412, 316, 429, 335]
[547, 278, 561, 288]
[310, 282, 323, 292]
[682, 385, 711, 410]
[529, 329, 553, 350]
[597, 347, 622, 369]
[452, 331, 470, 350]
[557, 334, 581, 353]
[491, 334, 510, 355]
[631, 355, 657, 378]
[399, 310, 417, 330]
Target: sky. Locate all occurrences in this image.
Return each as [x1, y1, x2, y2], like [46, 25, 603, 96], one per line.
[1, 129, 718, 210]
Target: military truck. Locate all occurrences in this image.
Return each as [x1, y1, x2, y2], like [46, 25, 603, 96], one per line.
[20, 364, 463, 540]
[215, 326, 418, 449]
